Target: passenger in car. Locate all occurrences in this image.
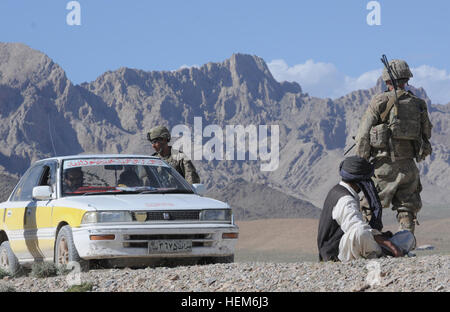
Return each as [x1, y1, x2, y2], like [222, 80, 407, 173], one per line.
[118, 169, 142, 187]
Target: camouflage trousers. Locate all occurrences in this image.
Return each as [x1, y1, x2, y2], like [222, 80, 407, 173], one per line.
[361, 158, 422, 232]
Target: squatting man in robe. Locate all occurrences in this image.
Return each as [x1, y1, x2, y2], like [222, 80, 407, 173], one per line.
[317, 156, 414, 262]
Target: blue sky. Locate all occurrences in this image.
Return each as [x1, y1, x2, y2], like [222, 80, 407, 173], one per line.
[1, 0, 450, 103]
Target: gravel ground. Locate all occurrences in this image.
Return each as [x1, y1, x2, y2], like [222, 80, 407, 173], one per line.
[0, 254, 448, 292]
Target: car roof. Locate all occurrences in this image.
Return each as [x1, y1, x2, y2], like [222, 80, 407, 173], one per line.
[35, 154, 160, 163]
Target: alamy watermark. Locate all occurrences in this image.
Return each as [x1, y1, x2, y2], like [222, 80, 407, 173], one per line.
[66, 2, 381, 27]
[65, 261, 82, 286]
[366, 260, 382, 287]
[366, 1, 381, 26]
[66, 1, 81, 26]
[170, 117, 280, 172]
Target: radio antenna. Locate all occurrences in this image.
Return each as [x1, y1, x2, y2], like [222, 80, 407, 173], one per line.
[48, 113, 57, 157]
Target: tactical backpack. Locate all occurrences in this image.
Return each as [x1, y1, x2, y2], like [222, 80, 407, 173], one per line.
[370, 90, 429, 160]
[387, 90, 422, 141]
[370, 90, 421, 144]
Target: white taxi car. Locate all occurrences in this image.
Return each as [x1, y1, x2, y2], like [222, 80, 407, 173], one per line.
[0, 155, 238, 273]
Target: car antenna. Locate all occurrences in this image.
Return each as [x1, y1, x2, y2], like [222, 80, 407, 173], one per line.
[48, 112, 58, 157]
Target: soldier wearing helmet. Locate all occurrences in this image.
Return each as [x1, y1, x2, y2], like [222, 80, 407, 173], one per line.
[147, 126, 200, 184]
[354, 59, 433, 234]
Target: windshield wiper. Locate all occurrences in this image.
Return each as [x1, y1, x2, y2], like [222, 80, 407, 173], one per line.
[162, 189, 194, 194]
[75, 186, 193, 196]
[140, 188, 194, 194]
[81, 186, 159, 196]
[81, 189, 128, 196]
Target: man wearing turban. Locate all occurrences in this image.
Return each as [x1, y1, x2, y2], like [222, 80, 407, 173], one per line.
[317, 156, 403, 262]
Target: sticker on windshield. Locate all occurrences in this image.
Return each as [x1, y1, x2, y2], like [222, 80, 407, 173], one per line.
[63, 158, 167, 169]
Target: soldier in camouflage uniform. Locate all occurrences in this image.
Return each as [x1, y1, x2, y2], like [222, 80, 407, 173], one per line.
[147, 126, 200, 184]
[355, 59, 433, 233]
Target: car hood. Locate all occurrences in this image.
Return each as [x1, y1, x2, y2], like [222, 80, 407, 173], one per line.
[57, 194, 229, 211]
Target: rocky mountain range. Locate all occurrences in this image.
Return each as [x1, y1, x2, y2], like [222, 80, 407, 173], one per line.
[0, 42, 448, 218]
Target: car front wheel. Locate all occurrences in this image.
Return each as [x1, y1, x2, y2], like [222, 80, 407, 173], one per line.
[55, 225, 89, 271]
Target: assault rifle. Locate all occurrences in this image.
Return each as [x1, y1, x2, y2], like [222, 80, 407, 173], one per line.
[380, 54, 399, 117]
[380, 54, 400, 161]
[344, 136, 356, 156]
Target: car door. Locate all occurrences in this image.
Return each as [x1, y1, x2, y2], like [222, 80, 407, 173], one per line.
[29, 162, 57, 259]
[5, 163, 55, 261]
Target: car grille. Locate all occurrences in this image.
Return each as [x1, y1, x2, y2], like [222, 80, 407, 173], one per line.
[133, 210, 200, 221]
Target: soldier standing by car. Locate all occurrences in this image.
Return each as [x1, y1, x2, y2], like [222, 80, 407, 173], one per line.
[147, 126, 200, 184]
[354, 58, 433, 234]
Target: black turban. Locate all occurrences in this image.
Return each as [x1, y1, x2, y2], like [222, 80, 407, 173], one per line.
[339, 156, 383, 231]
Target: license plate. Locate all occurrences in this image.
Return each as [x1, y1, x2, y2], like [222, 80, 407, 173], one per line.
[148, 240, 192, 253]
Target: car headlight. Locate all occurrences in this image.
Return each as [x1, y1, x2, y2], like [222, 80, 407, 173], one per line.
[200, 209, 232, 222]
[82, 211, 133, 224]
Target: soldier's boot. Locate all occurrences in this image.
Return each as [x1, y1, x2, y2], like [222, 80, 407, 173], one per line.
[397, 211, 416, 233]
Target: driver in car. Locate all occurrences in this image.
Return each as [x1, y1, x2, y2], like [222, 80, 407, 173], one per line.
[63, 167, 84, 194]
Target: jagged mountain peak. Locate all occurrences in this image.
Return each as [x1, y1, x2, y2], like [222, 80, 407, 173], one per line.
[0, 42, 448, 210]
[93, 53, 290, 92]
[228, 53, 273, 76]
[81, 52, 306, 128]
[0, 43, 68, 89]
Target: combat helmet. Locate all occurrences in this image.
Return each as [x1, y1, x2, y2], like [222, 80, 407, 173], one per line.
[147, 126, 171, 142]
[382, 59, 413, 82]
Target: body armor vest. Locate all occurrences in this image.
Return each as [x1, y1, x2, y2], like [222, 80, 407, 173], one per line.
[388, 91, 422, 141]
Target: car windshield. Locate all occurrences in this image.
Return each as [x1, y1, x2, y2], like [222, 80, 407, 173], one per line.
[61, 157, 194, 196]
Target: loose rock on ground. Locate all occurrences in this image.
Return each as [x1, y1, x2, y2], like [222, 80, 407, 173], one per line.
[1, 254, 448, 292]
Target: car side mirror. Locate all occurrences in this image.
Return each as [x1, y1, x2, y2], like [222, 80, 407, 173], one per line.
[32, 186, 53, 201]
[192, 184, 206, 196]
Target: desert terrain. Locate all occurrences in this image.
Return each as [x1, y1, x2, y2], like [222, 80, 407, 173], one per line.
[234, 206, 450, 263]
